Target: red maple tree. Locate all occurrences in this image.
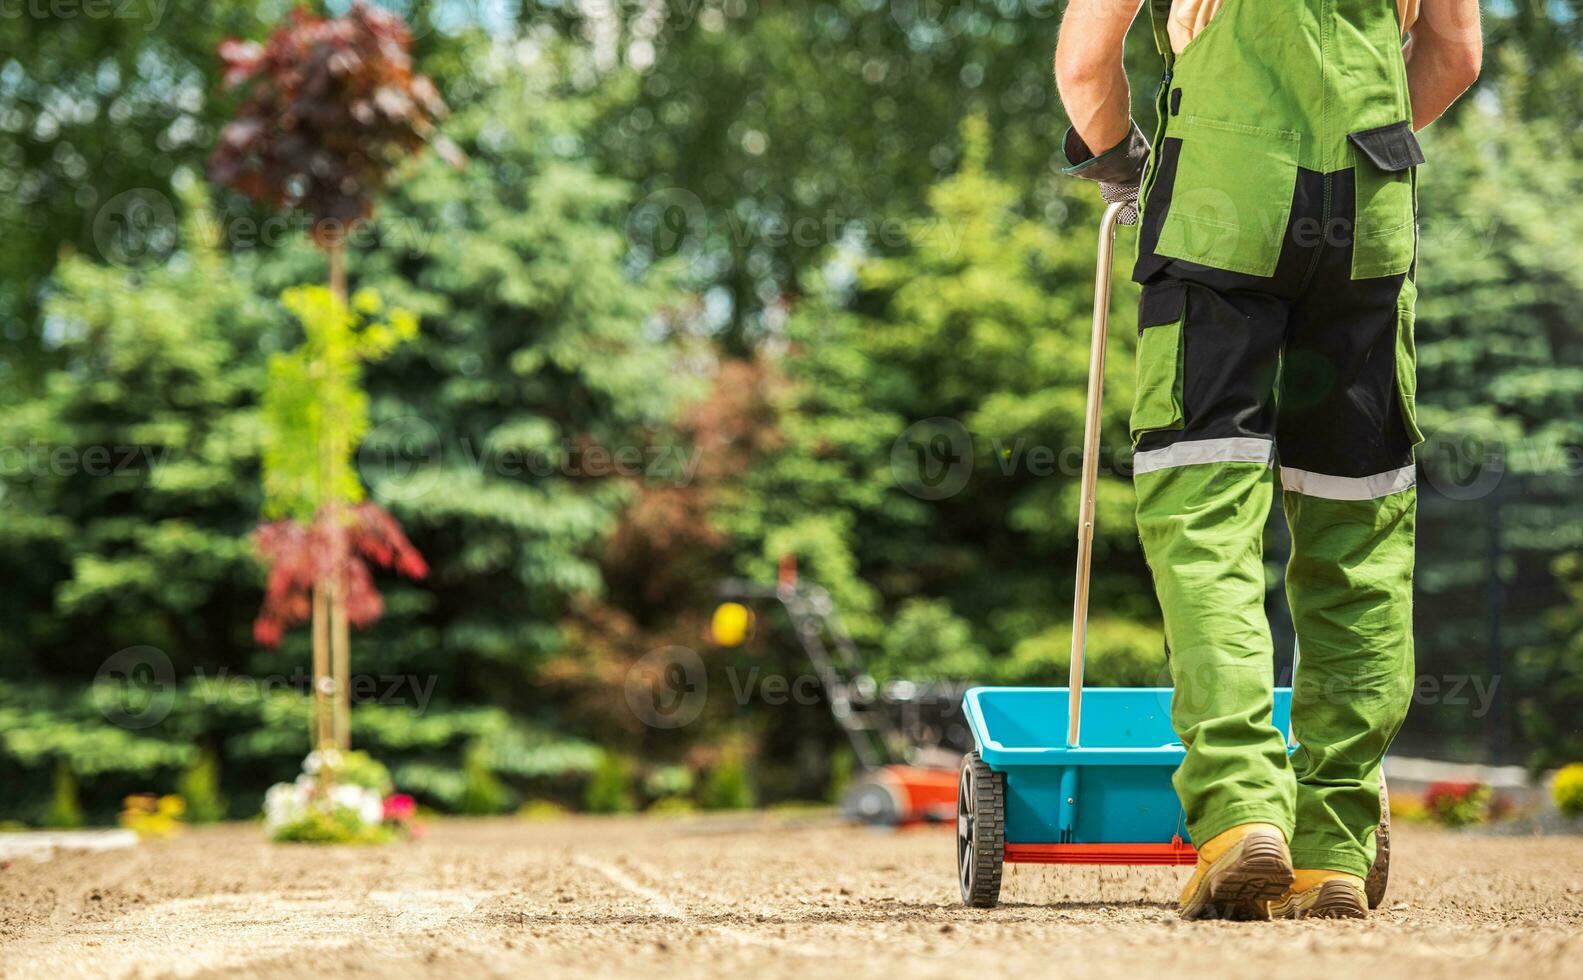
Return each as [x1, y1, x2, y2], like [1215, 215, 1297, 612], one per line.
[210, 2, 460, 244]
[253, 503, 429, 648]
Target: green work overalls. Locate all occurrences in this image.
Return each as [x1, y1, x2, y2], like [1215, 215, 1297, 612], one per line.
[1131, 0, 1421, 877]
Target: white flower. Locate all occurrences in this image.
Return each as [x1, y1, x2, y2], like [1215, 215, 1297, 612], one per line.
[358, 791, 384, 827]
[304, 748, 341, 776]
[263, 781, 306, 831]
[329, 783, 383, 827]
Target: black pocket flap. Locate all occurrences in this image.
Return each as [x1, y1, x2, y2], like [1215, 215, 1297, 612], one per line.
[1348, 121, 1425, 172]
[1139, 281, 1186, 333]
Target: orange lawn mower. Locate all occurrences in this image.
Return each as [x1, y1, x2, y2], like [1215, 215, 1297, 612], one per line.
[710, 557, 971, 826]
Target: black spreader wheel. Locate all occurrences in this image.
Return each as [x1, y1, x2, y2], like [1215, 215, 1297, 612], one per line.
[957, 751, 1005, 908]
[1366, 775, 1391, 909]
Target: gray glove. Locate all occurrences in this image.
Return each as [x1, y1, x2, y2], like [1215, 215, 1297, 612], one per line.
[1061, 120, 1151, 225]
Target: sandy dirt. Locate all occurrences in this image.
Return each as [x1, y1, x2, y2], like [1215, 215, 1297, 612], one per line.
[2, 815, 1580, 979]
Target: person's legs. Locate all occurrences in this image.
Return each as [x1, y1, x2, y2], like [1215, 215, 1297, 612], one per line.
[1131, 272, 1296, 849]
[1275, 170, 1419, 889]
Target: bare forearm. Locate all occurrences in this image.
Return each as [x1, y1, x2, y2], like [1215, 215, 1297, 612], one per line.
[1405, 0, 1482, 130]
[1056, 56, 1133, 155]
[1054, 0, 1144, 157]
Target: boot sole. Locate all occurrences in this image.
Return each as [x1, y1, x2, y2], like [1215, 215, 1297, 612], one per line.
[1179, 830, 1295, 921]
[1269, 879, 1368, 920]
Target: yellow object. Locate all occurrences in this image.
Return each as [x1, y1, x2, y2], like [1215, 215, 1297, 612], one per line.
[710, 602, 754, 647]
[1552, 763, 1583, 817]
[1178, 822, 1282, 903]
[1268, 870, 1368, 919]
[1289, 868, 1363, 892]
[1177, 822, 1293, 920]
[119, 793, 186, 838]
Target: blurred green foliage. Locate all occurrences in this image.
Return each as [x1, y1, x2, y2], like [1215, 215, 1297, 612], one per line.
[177, 745, 227, 824]
[262, 286, 419, 520]
[699, 747, 753, 811]
[717, 115, 1163, 686]
[0, 6, 1580, 824]
[46, 759, 84, 829]
[584, 751, 638, 814]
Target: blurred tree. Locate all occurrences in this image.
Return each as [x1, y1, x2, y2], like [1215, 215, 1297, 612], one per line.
[1408, 69, 1583, 763]
[0, 0, 482, 398]
[251, 286, 429, 748]
[0, 39, 692, 818]
[715, 116, 1163, 687]
[567, 0, 1104, 353]
[0, 181, 275, 681]
[0, 1, 281, 397]
[1517, 554, 1583, 770]
[246, 39, 696, 726]
[210, 2, 453, 750]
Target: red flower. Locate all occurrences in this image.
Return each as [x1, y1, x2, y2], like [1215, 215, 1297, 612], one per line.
[382, 793, 416, 821]
[1425, 780, 1481, 804]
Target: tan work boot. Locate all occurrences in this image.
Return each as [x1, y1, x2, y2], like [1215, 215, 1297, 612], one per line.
[1178, 822, 1294, 921]
[1267, 869, 1368, 919]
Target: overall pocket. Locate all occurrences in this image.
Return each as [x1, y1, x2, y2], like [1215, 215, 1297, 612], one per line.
[1155, 116, 1300, 278]
[1350, 121, 1423, 279]
[1131, 282, 1187, 444]
[1394, 277, 1425, 447]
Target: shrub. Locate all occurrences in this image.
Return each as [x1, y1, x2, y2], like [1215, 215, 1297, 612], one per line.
[1553, 763, 1583, 817]
[263, 749, 397, 845]
[584, 752, 637, 814]
[177, 746, 227, 823]
[647, 796, 697, 816]
[323, 749, 394, 795]
[45, 759, 84, 829]
[700, 750, 753, 811]
[1424, 780, 1492, 828]
[458, 742, 511, 815]
[826, 747, 854, 804]
[271, 804, 390, 845]
[517, 800, 568, 821]
[643, 765, 694, 799]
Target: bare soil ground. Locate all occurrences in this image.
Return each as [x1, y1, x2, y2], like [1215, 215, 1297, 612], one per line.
[2, 815, 1580, 979]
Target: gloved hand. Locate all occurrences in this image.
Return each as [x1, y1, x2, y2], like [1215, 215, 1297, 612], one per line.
[1061, 120, 1151, 225]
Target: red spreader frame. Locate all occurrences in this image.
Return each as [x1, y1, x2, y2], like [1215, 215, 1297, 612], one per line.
[1003, 838, 1198, 866]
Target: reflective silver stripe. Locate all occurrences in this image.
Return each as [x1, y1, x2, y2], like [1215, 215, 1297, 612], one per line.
[1280, 464, 1416, 501]
[1132, 437, 1274, 475]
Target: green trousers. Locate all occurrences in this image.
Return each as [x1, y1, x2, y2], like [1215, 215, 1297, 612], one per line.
[1130, 162, 1418, 878]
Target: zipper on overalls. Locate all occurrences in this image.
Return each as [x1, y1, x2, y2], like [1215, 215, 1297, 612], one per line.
[1298, 171, 1333, 291]
[1141, 69, 1173, 205]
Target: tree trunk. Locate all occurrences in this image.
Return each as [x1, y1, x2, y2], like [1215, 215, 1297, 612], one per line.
[328, 240, 348, 303]
[312, 585, 332, 748]
[326, 239, 352, 749]
[330, 573, 351, 749]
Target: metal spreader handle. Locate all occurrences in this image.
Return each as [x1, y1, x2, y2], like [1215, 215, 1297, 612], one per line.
[1067, 200, 1134, 748]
